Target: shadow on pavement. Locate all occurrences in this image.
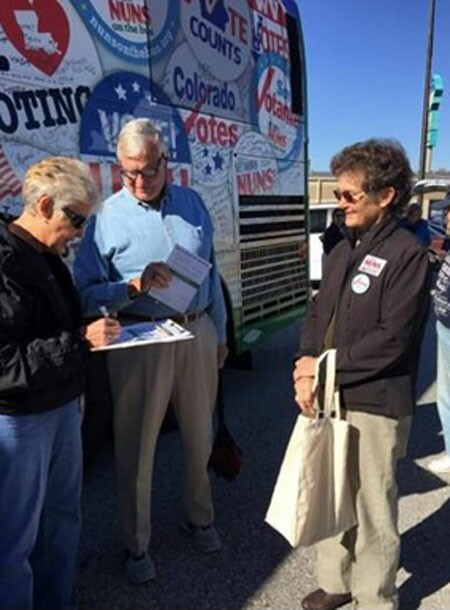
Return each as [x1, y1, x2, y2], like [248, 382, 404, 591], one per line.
[397, 322, 450, 610]
[399, 498, 450, 609]
[76, 324, 303, 610]
[76, 308, 450, 610]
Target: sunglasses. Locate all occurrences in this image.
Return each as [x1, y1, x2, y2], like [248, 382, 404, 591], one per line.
[333, 189, 366, 204]
[62, 206, 89, 230]
[120, 156, 166, 182]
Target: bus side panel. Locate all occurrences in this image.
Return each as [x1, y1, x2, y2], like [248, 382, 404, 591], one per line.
[0, 0, 308, 350]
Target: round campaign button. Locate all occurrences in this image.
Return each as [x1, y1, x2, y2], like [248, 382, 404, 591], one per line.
[351, 273, 371, 294]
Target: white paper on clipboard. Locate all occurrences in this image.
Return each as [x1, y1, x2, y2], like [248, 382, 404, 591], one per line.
[92, 319, 194, 351]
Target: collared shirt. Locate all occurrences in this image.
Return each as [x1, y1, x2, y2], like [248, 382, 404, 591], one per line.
[73, 184, 227, 342]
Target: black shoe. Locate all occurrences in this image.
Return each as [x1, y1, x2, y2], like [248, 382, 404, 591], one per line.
[124, 551, 156, 584]
[301, 588, 352, 610]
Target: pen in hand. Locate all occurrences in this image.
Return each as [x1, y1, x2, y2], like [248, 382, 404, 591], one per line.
[99, 305, 114, 319]
[85, 307, 120, 348]
[99, 305, 109, 319]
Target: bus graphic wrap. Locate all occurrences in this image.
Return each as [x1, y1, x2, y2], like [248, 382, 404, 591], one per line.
[0, 0, 309, 352]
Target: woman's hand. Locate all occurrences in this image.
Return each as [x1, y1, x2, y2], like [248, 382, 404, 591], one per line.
[84, 318, 121, 349]
[293, 356, 318, 418]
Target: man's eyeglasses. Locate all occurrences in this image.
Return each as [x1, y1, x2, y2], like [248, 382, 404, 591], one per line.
[120, 156, 166, 182]
[333, 189, 366, 204]
[62, 207, 89, 230]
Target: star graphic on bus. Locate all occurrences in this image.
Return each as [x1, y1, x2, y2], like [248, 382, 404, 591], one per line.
[114, 83, 127, 100]
[213, 151, 223, 170]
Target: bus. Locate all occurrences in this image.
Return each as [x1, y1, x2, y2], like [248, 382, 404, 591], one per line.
[0, 0, 309, 356]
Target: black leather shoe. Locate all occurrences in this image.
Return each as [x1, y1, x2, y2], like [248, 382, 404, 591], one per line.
[301, 588, 352, 610]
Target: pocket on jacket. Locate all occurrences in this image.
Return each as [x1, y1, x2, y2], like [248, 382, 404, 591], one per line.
[342, 378, 387, 407]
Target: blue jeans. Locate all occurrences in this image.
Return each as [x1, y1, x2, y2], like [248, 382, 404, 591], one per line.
[437, 321, 450, 454]
[0, 400, 82, 610]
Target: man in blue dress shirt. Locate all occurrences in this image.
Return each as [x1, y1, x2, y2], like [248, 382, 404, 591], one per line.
[74, 118, 228, 584]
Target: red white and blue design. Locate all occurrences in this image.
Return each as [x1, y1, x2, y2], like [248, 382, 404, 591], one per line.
[180, 0, 252, 82]
[79, 72, 191, 165]
[251, 51, 302, 171]
[73, 0, 149, 64]
[149, 2, 179, 62]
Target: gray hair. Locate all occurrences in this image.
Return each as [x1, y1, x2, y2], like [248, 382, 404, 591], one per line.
[117, 118, 168, 159]
[331, 138, 413, 216]
[22, 156, 99, 211]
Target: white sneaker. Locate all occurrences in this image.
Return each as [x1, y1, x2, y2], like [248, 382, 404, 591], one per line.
[428, 454, 450, 474]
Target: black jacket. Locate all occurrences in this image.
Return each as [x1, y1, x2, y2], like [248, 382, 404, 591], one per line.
[0, 221, 89, 415]
[323, 223, 346, 255]
[299, 218, 431, 418]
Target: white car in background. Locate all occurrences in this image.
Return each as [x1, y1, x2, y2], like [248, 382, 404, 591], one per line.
[309, 203, 338, 286]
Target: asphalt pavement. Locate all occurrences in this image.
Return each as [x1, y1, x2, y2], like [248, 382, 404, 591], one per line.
[75, 310, 450, 610]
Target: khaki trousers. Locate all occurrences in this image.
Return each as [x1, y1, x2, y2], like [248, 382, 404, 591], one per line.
[316, 410, 411, 610]
[106, 314, 218, 554]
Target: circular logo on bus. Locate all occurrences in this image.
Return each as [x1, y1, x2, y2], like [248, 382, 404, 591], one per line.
[149, 2, 179, 62]
[79, 71, 191, 166]
[180, 0, 251, 82]
[165, 43, 243, 121]
[73, 0, 149, 64]
[251, 52, 302, 171]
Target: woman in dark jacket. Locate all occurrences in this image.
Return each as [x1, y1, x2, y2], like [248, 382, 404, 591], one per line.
[0, 157, 120, 610]
[294, 140, 430, 610]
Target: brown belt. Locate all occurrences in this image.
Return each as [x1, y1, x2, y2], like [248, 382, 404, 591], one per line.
[119, 311, 204, 325]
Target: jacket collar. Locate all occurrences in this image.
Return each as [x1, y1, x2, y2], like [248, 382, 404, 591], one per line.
[350, 215, 398, 255]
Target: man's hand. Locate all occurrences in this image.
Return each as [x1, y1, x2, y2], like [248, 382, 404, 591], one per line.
[128, 262, 172, 295]
[293, 356, 318, 418]
[84, 318, 121, 348]
[217, 343, 229, 369]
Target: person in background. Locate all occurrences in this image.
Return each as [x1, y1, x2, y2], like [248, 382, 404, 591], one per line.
[0, 157, 120, 610]
[398, 202, 431, 247]
[441, 204, 450, 252]
[74, 118, 228, 585]
[429, 248, 450, 473]
[322, 208, 348, 255]
[293, 139, 430, 610]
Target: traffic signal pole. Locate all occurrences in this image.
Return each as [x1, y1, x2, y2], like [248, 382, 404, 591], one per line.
[418, 0, 436, 205]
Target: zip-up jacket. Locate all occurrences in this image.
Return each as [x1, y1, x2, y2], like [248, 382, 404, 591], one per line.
[299, 218, 431, 418]
[0, 221, 89, 415]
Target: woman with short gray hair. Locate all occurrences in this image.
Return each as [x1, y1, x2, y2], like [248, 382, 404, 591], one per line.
[0, 156, 120, 609]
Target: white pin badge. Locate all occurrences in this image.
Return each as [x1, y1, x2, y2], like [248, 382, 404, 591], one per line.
[351, 273, 371, 294]
[359, 254, 387, 277]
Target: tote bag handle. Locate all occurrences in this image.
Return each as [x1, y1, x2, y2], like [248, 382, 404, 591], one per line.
[313, 349, 341, 419]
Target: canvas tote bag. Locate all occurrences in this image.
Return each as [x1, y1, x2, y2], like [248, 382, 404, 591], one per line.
[265, 349, 357, 547]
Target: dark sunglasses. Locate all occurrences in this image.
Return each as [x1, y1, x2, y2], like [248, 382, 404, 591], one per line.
[333, 189, 366, 204]
[120, 155, 166, 182]
[62, 206, 89, 230]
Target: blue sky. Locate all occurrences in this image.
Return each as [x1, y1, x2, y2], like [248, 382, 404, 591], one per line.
[298, 0, 450, 172]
